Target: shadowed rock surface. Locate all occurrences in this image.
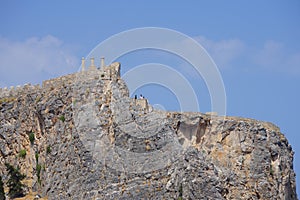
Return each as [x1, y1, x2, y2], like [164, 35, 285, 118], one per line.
[0, 63, 297, 199]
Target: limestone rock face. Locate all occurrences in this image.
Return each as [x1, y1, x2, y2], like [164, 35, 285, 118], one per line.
[0, 63, 297, 199]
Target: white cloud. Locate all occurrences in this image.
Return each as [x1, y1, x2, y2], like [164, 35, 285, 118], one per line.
[253, 40, 300, 75]
[254, 40, 284, 68]
[192, 36, 300, 76]
[287, 53, 300, 74]
[0, 35, 79, 87]
[194, 36, 245, 69]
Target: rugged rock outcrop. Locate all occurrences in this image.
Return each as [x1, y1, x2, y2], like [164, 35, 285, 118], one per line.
[0, 62, 297, 199]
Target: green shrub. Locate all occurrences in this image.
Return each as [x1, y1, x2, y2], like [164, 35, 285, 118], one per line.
[59, 115, 65, 122]
[46, 146, 51, 154]
[0, 97, 16, 104]
[0, 175, 5, 200]
[29, 132, 35, 145]
[5, 163, 26, 199]
[35, 153, 39, 162]
[178, 184, 183, 199]
[35, 95, 42, 103]
[19, 149, 26, 158]
[35, 152, 42, 184]
[36, 164, 42, 184]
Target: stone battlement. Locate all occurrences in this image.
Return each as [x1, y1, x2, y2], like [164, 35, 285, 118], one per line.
[0, 84, 41, 99]
[131, 98, 151, 113]
[0, 57, 121, 99]
[0, 57, 151, 111]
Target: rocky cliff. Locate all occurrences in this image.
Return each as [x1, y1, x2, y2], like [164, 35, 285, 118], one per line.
[0, 62, 297, 199]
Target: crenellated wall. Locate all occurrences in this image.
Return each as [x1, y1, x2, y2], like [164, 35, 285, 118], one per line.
[0, 84, 41, 99]
[0, 59, 121, 100]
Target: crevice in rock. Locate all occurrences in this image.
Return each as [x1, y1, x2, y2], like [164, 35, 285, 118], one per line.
[196, 118, 210, 144]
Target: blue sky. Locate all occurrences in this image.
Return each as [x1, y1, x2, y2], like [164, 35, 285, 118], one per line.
[0, 0, 300, 194]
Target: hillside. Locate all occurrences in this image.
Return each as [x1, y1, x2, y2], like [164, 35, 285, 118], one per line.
[0, 61, 297, 199]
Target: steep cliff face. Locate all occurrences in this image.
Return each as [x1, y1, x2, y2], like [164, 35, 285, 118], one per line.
[0, 63, 297, 199]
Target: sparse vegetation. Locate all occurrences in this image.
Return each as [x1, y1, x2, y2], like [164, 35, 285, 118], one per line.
[0, 97, 16, 104]
[85, 89, 90, 97]
[35, 152, 39, 162]
[0, 175, 5, 200]
[29, 132, 35, 145]
[35, 153, 42, 184]
[72, 99, 77, 106]
[36, 164, 42, 184]
[5, 163, 26, 199]
[59, 115, 65, 122]
[35, 95, 42, 103]
[19, 149, 26, 158]
[46, 146, 51, 154]
[178, 183, 183, 199]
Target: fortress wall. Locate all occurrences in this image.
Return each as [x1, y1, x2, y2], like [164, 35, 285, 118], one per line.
[0, 61, 121, 100]
[42, 73, 77, 89]
[0, 84, 41, 99]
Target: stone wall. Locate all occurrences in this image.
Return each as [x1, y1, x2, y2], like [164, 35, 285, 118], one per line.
[0, 84, 41, 99]
[0, 62, 121, 99]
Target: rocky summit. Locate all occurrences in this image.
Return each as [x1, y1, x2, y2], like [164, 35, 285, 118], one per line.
[0, 61, 297, 199]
